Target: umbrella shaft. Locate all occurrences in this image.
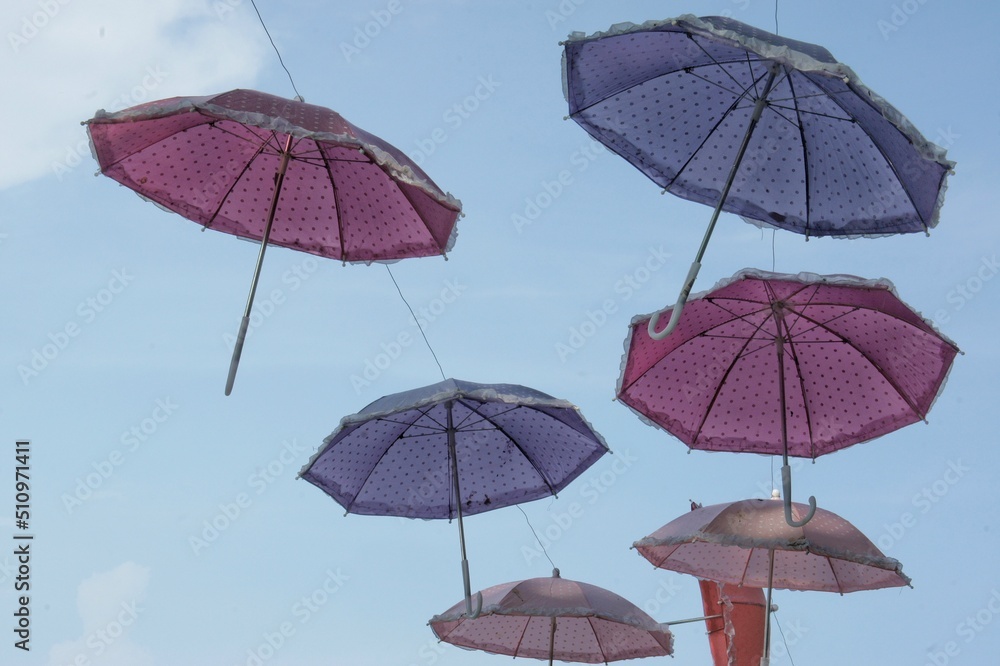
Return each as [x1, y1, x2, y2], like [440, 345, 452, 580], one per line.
[242, 133, 294, 318]
[763, 549, 775, 665]
[694, 62, 780, 266]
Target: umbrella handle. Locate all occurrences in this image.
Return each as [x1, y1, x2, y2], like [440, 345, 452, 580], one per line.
[781, 464, 816, 527]
[648, 261, 701, 340]
[225, 316, 251, 396]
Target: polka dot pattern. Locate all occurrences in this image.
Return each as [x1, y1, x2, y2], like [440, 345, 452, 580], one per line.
[618, 271, 960, 459]
[86, 89, 462, 263]
[430, 574, 673, 661]
[564, 16, 951, 236]
[634, 498, 910, 593]
[301, 379, 610, 519]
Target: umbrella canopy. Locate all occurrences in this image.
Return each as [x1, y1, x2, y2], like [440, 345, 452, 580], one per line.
[635, 498, 908, 664]
[617, 268, 960, 523]
[85, 89, 463, 393]
[563, 15, 954, 337]
[634, 499, 910, 594]
[300, 379, 610, 615]
[430, 569, 674, 664]
[86, 89, 461, 262]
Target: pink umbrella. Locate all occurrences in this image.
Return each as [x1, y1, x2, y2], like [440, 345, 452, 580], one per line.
[85, 89, 462, 394]
[634, 498, 909, 665]
[429, 569, 673, 664]
[617, 268, 960, 526]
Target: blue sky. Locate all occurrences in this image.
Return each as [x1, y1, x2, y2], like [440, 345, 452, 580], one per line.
[1, 1, 998, 664]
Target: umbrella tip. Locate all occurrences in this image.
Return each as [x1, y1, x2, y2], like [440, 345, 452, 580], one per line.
[552, 568, 560, 578]
[771, 489, 781, 500]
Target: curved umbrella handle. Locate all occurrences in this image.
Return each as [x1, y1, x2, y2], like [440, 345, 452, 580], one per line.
[648, 261, 701, 340]
[781, 464, 816, 528]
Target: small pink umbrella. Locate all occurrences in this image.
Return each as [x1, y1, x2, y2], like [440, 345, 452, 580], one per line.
[85, 89, 462, 394]
[429, 569, 673, 664]
[617, 268, 960, 526]
[634, 498, 909, 665]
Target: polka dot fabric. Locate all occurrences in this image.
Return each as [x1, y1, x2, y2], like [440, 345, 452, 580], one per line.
[563, 15, 953, 236]
[617, 269, 960, 459]
[430, 573, 673, 661]
[301, 379, 610, 520]
[85, 89, 462, 263]
[634, 498, 910, 593]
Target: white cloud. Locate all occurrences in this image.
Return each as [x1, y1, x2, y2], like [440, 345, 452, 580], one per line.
[48, 561, 153, 666]
[0, 0, 269, 189]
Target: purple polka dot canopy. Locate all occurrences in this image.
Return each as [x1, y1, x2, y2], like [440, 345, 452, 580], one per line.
[85, 89, 462, 263]
[617, 268, 960, 459]
[300, 379, 610, 520]
[634, 498, 910, 593]
[562, 14, 954, 237]
[430, 570, 673, 662]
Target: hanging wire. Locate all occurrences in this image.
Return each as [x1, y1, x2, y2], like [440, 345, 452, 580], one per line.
[385, 265, 448, 381]
[774, 0, 780, 34]
[771, 229, 777, 272]
[517, 505, 558, 571]
[249, 0, 303, 100]
[773, 609, 797, 666]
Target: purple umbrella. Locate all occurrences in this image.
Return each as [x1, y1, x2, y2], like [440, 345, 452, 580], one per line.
[300, 379, 610, 617]
[617, 269, 960, 525]
[85, 89, 462, 394]
[563, 15, 954, 337]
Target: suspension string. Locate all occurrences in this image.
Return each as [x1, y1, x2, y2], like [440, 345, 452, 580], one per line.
[517, 505, 557, 571]
[773, 608, 797, 666]
[249, 0, 303, 100]
[386, 265, 447, 381]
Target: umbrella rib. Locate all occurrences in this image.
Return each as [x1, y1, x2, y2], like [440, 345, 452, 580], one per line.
[664, 74, 761, 190]
[586, 616, 611, 665]
[810, 78, 930, 230]
[456, 399, 559, 497]
[784, 72, 815, 236]
[784, 306, 929, 420]
[688, 33, 750, 92]
[826, 555, 846, 594]
[681, 68, 746, 100]
[316, 144, 348, 260]
[770, 283, 820, 459]
[690, 302, 775, 443]
[510, 615, 533, 659]
[204, 135, 274, 229]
